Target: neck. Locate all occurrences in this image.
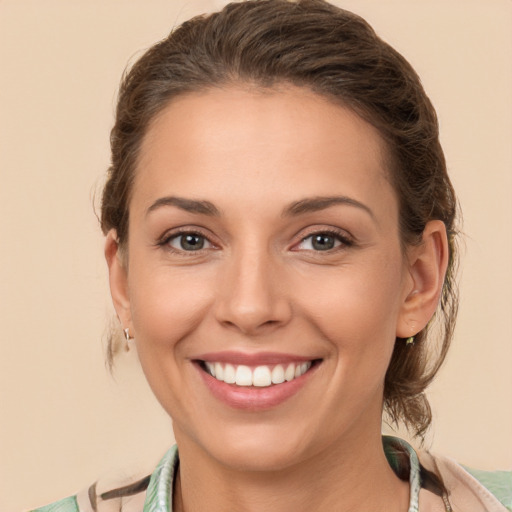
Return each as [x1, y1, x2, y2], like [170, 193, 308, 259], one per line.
[172, 429, 409, 512]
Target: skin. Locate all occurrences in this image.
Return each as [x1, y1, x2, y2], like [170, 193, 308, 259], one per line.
[106, 85, 448, 512]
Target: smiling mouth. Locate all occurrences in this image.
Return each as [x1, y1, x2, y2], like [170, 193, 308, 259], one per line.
[198, 360, 320, 388]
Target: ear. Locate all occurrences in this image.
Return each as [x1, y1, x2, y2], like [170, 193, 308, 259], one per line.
[396, 220, 449, 338]
[104, 230, 132, 331]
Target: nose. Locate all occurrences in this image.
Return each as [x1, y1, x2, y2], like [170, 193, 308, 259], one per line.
[214, 246, 292, 335]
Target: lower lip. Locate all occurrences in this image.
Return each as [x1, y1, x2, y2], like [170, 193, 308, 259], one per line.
[196, 363, 318, 411]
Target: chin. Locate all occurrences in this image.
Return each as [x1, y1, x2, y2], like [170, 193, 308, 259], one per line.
[175, 417, 317, 473]
[213, 435, 309, 473]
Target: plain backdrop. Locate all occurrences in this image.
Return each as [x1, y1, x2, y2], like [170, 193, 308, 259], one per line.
[1, 1, 511, 510]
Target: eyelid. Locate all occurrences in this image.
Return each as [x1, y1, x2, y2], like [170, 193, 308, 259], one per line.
[156, 225, 353, 253]
[291, 227, 354, 251]
[157, 226, 219, 252]
[169, 233, 213, 250]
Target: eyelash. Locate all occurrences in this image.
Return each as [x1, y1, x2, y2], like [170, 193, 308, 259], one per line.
[157, 228, 215, 255]
[157, 227, 354, 255]
[293, 229, 354, 252]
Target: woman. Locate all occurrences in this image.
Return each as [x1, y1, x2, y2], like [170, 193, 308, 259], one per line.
[31, 1, 511, 511]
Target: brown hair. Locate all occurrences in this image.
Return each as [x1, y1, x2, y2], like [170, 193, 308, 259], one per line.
[101, 0, 458, 437]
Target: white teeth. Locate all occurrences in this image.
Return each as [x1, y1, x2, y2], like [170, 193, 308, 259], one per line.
[224, 364, 236, 384]
[294, 361, 311, 378]
[271, 365, 285, 384]
[235, 365, 253, 386]
[204, 361, 314, 387]
[284, 363, 295, 382]
[253, 366, 272, 387]
[302, 362, 312, 375]
[214, 362, 224, 380]
[205, 362, 215, 377]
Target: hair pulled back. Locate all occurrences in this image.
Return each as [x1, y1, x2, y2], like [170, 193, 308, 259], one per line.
[101, 0, 458, 437]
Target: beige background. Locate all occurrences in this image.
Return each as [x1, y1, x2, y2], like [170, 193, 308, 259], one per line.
[1, 1, 511, 510]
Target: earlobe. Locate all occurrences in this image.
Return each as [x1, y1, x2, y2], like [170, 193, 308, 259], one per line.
[104, 230, 132, 330]
[396, 220, 449, 338]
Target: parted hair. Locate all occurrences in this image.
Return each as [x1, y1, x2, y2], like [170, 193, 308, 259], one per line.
[101, 0, 459, 437]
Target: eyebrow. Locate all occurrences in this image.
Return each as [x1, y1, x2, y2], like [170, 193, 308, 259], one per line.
[283, 196, 375, 219]
[145, 194, 373, 219]
[146, 196, 220, 217]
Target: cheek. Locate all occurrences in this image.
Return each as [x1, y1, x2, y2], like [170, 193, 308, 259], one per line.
[125, 261, 217, 419]
[128, 262, 214, 354]
[291, 255, 404, 364]
[300, 260, 403, 318]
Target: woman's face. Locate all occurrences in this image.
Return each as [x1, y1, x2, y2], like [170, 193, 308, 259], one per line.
[112, 86, 417, 471]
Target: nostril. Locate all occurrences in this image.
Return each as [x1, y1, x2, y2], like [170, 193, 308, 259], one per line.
[220, 317, 284, 335]
[213, 260, 293, 333]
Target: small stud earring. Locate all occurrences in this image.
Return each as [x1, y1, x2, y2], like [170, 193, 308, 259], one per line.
[406, 336, 415, 346]
[124, 327, 132, 352]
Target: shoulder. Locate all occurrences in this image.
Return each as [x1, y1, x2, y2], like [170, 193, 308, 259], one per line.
[30, 496, 79, 512]
[29, 446, 178, 512]
[419, 450, 512, 512]
[29, 478, 148, 512]
[461, 465, 512, 511]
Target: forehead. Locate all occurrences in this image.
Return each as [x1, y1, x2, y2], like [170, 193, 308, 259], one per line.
[133, 85, 396, 219]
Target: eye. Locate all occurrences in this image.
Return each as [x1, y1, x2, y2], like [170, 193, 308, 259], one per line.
[167, 232, 213, 251]
[296, 231, 351, 251]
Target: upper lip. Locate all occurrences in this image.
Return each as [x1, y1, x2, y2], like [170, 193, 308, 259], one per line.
[193, 351, 320, 366]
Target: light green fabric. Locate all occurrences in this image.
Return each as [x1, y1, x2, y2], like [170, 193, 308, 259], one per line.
[30, 440, 512, 511]
[464, 467, 512, 511]
[143, 445, 177, 512]
[31, 495, 79, 512]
